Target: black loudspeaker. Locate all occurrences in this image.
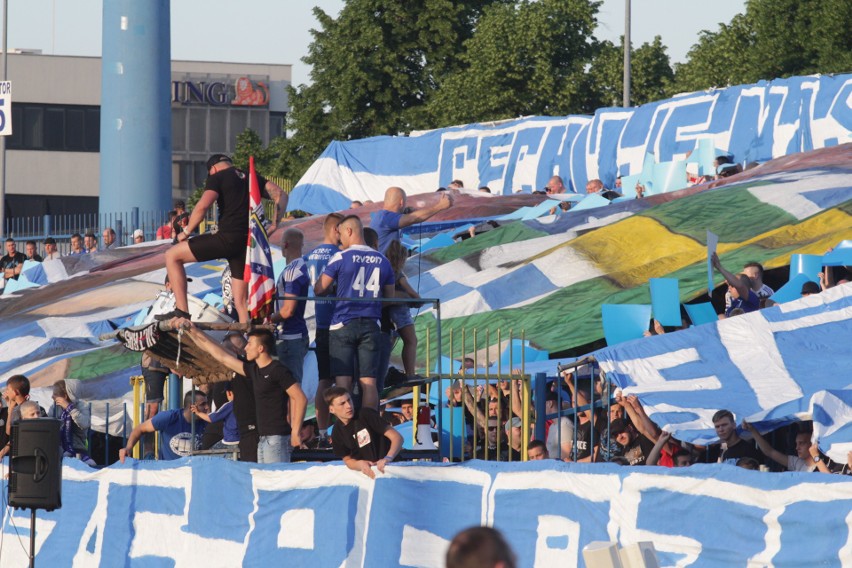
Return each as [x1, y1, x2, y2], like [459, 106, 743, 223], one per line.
[9, 418, 62, 511]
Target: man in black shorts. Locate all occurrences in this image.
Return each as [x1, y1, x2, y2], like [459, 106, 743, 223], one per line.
[162, 154, 286, 323]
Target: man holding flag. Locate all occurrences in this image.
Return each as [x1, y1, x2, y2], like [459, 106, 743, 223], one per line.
[161, 154, 286, 323]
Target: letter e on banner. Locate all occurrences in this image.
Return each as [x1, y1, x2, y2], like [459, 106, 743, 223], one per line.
[0, 81, 11, 136]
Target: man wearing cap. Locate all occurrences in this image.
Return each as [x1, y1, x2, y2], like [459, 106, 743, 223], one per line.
[610, 418, 655, 466]
[161, 154, 286, 323]
[504, 417, 524, 461]
[133, 230, 145, 244]
[43, 238, 61, 260]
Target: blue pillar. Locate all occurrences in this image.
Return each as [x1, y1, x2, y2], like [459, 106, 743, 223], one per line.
[534, 372, 547, 441]
[100, 0, 171, 217]
[168, 373, 182, 411]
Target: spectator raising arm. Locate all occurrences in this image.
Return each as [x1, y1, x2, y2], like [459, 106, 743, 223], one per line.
[712, 252, 750, 300]
[621, 394, 661, 442]
[397, 193, 453, 228]
[646, 430, 672, 466]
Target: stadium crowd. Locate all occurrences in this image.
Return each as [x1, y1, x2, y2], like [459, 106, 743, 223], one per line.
[2, 153, 850, 480]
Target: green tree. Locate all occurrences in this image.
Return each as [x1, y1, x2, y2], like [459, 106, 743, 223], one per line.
[428, 0, 601, 125]
[232, 128, 267, 173]
[670, 14, 755, 94]
[281, 0, 507, 180]
[672, 0, 852, 94]
[586, 36, 674, 108]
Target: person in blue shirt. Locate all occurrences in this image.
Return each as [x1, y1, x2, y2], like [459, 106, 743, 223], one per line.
[372, 186, 453, 254]
[711, 252, 760, 317]
[316, 215, 395, 411]
[304, 213, 343, 441]
[192, 382, 239, 456]
[271, 228, 311, 382]
[119, 391, 208, 462]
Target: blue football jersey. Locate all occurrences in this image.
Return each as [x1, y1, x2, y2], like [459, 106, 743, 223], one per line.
[321, 244, 394, 327]
[275, 257, 310, 336]
[306, 243, 340, 329]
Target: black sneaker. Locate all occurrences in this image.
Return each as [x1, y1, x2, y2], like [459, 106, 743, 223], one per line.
[154, 308, 191, 321]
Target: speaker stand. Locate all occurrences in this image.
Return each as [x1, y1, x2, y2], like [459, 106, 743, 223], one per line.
[29, 508, 36, 568]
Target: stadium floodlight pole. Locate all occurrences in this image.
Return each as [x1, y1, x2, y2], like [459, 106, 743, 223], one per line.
[0, 0, 7, 237]
[623, 0, 631, 108]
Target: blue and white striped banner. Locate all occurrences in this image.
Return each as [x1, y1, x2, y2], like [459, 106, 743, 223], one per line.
[289, 74, 852, 213]
[596, 283, 852, 445]
[8, 458, 852, 568]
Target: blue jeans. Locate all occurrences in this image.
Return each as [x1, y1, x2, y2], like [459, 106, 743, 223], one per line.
[257, 435, 292, 464]
[276, 335, 309, 383]
[329, 318, 380, 378]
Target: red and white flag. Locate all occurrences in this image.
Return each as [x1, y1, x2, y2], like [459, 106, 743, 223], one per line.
[243, 156, 275, 321]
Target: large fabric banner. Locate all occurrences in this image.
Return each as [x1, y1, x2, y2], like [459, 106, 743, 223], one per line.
[289, 74, 852, 213]
[3, 459, 851, 567]
[596, 283, 852, 450]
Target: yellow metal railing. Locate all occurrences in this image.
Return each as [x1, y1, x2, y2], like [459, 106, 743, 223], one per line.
[420, 326, 531, 463]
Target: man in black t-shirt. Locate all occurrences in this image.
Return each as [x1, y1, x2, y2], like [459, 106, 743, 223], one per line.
[161, 154, 286, 323]
[24, 241, 43, 262]
[178, 320, 306, 464]
[220, 332, 259, 462]
[610, 418, 655, 466]
[709, 409, 763, 465]
[570, 389, 599, 462]
[1, 238, 27, 284]
[325, 386, 403, 478]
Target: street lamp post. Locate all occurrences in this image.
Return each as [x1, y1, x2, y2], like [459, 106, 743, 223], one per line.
[623, 0, 631, 108]
[0, 0, 7, 237]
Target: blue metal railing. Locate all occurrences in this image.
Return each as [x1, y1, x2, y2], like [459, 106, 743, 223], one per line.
[3, 208, 175, 253]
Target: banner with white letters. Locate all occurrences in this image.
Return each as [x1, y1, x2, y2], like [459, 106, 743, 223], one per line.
[289, 74, 852, 213]
[3, 458, 851, 567]
[597, 283, 852, 453]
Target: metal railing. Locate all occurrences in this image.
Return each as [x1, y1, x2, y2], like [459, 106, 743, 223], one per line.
[3, 208, 175, 253]
[433, 327, 533, 462]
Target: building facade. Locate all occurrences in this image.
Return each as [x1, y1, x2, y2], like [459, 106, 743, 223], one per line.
[4, 51, 291, 218]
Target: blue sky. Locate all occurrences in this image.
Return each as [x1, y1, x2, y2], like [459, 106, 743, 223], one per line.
[8, 0, 745, 86]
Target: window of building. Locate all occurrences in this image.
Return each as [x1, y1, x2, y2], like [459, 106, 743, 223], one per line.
[23, 106, 44, 148]
[172, 108, 187, 152]
[188, 108, 208, 152]
[84, 109, 100, 151]
[229, 111, 247, 153]
[269, 112, 286, 139]
[65, 108, 86, 150]
[248, 110, 267, 142]
[209, 109, 227, 149]
[44, 108, 65, 150]
[8, 103, 100, 152]
[193, 161, 208, 189]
